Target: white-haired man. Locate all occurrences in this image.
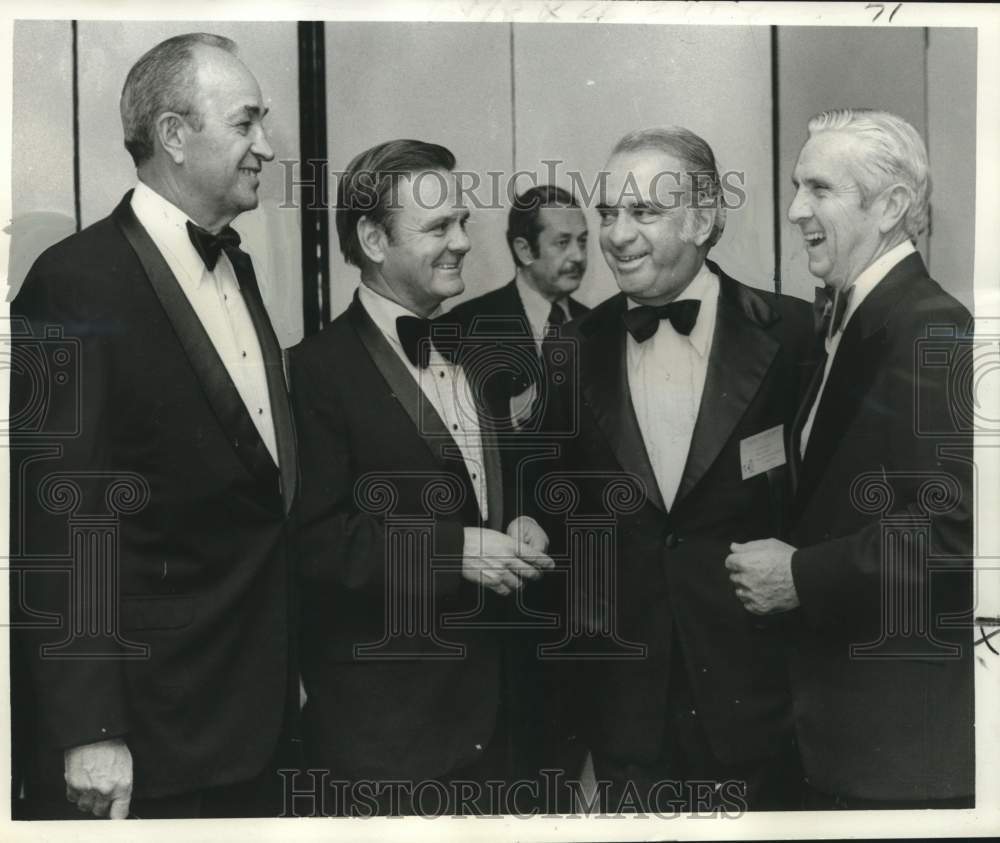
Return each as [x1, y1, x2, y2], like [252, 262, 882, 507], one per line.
[726, 109, 974, 808]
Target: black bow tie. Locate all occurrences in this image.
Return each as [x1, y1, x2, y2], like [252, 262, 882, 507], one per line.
[187, 221, 242, 271]
[812, 284, 854, 340]
[396, 315, 462, 369]
[622, 300, 701, 343]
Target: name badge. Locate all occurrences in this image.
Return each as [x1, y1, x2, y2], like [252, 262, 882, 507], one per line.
[740, 424, 786, 480]
[509, 382, 538, 430]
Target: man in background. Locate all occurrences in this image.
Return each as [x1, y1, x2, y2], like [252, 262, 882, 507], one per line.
[11, 33, 298, 819]
[727, 109, 974, 809]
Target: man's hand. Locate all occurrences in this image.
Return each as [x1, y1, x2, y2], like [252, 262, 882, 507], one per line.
[506, 515, 550, 554]
[65, 738, 133, 819]
[463, 527, 553, 596]
[725, 538, 800, 615]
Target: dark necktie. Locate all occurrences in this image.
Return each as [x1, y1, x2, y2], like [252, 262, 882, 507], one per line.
[790, 285, 856, 493]
[395, 315, 461, 369]
[812, 284, 853, 341]
[545, 301, 567, 334]
[622, 300, 701, 343]
[186, 220, 297, 512]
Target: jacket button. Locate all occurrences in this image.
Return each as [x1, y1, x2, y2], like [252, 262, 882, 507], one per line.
[665, 533, 678, 549]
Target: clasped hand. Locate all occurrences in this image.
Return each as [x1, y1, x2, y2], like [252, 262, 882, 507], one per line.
[463, 516, 552, 596]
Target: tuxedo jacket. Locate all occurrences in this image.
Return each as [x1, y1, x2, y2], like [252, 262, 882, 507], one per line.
[551, 262, 813, 767]
[289, 295, 514, 783]
[448, 278, 589, 334]
[787, 253, 974, 801]
[10, 193, 297, 800]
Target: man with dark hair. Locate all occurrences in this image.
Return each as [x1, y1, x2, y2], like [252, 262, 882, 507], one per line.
[726, 109, 974, 809]
[290, 138, 553, 815]
[554, 127, 813, 812]
[11, 33, 297, 819]
[450, 185, 589, 432]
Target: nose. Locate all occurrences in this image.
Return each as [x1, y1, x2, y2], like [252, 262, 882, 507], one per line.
[787, 186, 810, 224]
[570, 239, 587, 266]
[449, 221, 471, 255]
[607, 212, 636, 249]
[252, 125, 275, 163]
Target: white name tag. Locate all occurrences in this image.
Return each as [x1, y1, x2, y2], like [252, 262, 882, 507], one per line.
[740, 424, 786, 480]
[509, 382, 538, 430]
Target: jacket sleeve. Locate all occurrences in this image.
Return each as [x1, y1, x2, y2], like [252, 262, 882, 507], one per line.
[288, 341, 467, 602]
[11, 252, 132, 750]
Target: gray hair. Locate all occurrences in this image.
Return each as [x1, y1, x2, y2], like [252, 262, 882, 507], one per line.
[612, 126, 726, 248]
[120, 33, 237, 166]
[807, 108, 931, 238]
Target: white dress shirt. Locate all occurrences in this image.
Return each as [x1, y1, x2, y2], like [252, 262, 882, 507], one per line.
[358, 283, 489, 520]
[800, 240, 917, 456]
[130, 182, 278, 463]
[515, 276, 572, 353]
[627, 263, 720, 511]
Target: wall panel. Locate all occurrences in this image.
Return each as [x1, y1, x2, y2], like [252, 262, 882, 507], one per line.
[8, 20, 76, 297]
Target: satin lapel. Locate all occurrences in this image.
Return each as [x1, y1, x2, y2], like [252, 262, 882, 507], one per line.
[794, 313, 887, 513]
[675, 282, 780, 504]
[477, 406, 505, 531]
[348, 297, 478, 487]
[581, 295, 667, 513]
[113, 194, 277, 486]
[793, 255, 925, 513]
[229, 250, 298, 513]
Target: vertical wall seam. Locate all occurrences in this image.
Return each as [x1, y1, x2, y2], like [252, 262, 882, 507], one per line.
[71, 20, 81, 233]
[770, 25, 781, 296]
[509, 22, 517, 174]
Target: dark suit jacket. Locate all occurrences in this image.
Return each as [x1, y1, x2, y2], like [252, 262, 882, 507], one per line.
[289, 295, 512, 783]
[551, 261, 813, 767]
[10, 193, 297, 801]
[787, 252, 974, 801]
[448, 280, 591, 785]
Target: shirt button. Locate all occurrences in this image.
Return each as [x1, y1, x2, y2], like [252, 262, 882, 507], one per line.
[242, 351, 247, 358]
[439, 371, 445, 379]
[472, 473, 477, 480]
[258, 408, 263, 415]
[224, 294, 228, 301]
[664, 373, 671, 381]
[452, 424, 458, 431]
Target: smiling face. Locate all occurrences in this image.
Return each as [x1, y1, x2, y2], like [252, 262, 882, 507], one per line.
[178, 46, 274, 231]
[788, 130, 885, 290]
[597, 149, 705, 305]
[373, 169, 471, 316]
[523, 206, 589, 300]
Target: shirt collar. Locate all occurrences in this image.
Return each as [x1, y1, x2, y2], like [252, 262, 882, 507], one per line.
[130, 181, 230, 290]
[515, 275, 570, 341]
[626, 261, 719, 358]
[839, 240, 916, 333]
[357, 282, 443, 350]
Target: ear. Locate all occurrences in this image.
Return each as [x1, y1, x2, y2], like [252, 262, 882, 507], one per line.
[155, 112, 188, 165]
[513, 236, 535, 267]
[357, 215, 388, 265]
[876, 183, 912, 235]
[686, 207, 716, 248]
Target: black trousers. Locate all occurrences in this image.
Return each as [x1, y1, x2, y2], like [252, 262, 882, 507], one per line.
[592, 649, 804, 814]
[802, 782, 974, 811]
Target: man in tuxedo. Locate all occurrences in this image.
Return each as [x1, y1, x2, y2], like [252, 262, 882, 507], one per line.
[10, 34, 298, 819]
[726, 109, 974, 809]
[551, 127, 813, 812]
[289, 139, 553, 815]
[450, 185, 589, 428]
